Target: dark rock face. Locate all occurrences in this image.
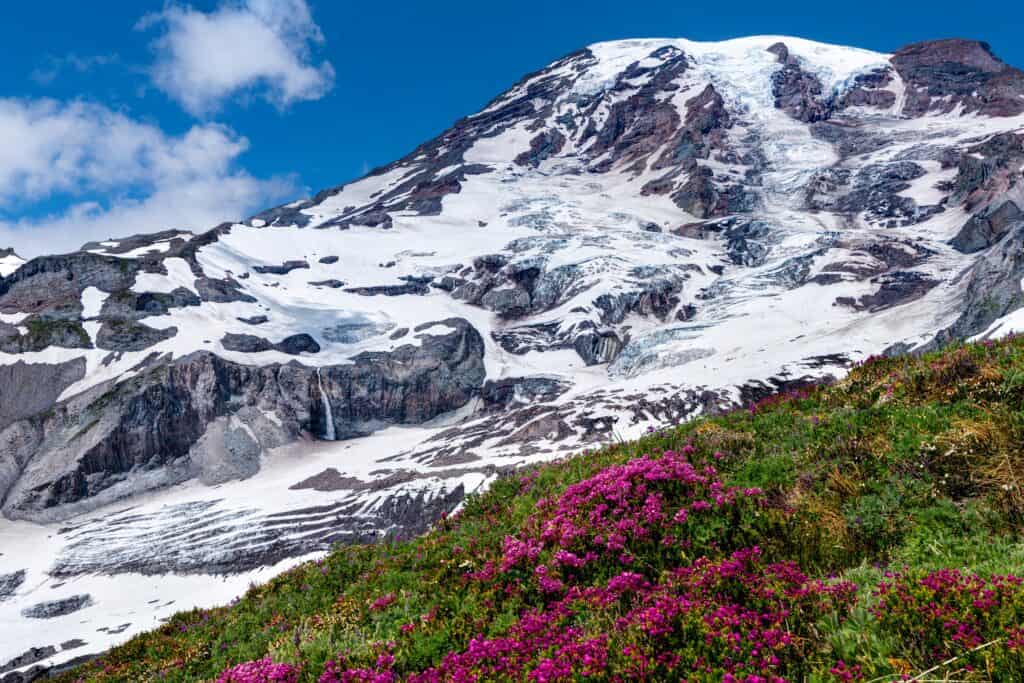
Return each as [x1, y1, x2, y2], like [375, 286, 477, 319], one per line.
[0, 570, 25, 602]
[0, 359, 85, 432]
[0, 646, 57, 677]
[309, 279, 346, 289]
[891, 39, 1024, 117]
[0, 318, 92, 354]
[96, 320, 176, 352]
[218, 333, 322, 355]
[807, 161, 943, 227]
[936, 222, 1024, 342]
[99, 288, 200, 320]
[582, 48, 691, 171]
[687, 217, 772, 267]
[514, 130, 566, 167]
[574, 331, 624, 366]
[641, 81, 753, 218]
[253, 260, 309, 275]
[195, 277, 256, 304]
[276, 334, 321, 355]
[21, 594, 93, 619]
[237, 315, 269, 325]
[946, 133, 1024, 211]
[835, 271, 940, 312]
[807, 121, 889, 159]
[480, 377, 571, 412]
[453, 245, 695, 365]
[0, 319, 485, 520]
[0, 253, 137, 316]
[346, 277, 431, 297]
[221, 333, 273, 353]
[318, 255, 339, 264]
[312, 319, 485, 440]
[80, 229, 191, 256]
[768, 42, 832, 123]
[950, 202, 1024, 253]
[835, 68, 898, 110]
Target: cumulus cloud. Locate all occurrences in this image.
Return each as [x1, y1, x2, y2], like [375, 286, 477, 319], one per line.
[0, 97, 298, 257]
[138, 0, 335, 116]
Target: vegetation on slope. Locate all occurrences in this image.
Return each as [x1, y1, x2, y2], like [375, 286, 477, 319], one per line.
[60, 336, 1024, 682]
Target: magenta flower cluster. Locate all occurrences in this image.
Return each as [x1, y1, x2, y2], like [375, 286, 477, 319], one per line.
[874, 567, 1024, 670]
[395, 546, 855, 681]
[501, 447, 763, 592]
[222, 449, 1024, 682]
[216, 657, 300, 683]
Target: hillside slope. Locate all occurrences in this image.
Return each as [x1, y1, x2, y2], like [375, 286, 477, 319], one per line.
[48, 333, 1024, 682]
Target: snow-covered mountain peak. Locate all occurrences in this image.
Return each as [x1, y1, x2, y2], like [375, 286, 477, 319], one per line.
[0, 248, 24, 277]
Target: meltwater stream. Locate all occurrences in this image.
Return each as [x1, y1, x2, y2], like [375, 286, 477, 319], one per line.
[317, 368, 337, 441]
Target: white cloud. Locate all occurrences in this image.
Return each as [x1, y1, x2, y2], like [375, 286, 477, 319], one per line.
[30, 54, 120, 85]
[139, 0, 335, 116]
[0, 97, 298, 257]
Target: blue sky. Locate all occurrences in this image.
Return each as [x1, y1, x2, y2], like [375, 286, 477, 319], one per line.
[2, 0, 1021, 256]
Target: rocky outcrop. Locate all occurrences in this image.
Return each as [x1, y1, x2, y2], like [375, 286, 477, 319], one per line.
[834, 271, 940, 313]
[891, 39, 1024, 117]
[937, 222, 1024, 341]
[21, 594, 92, 619]
[0, 253, 136, 316]
[0, 319, 485, 521]
[195, 276, 256, 303]
[768, 42, 831, 123]
[806, 161, 944, 227]
[0, 570, 25, 602]
[253, 260, 309, 275]
[479, 377, 570, 412]
[514, 130, 566, 168]
[220, 333, 321, 355]
[96, 320, 176, 352]
[950, 201, 1024, 253]
[945, 132, 1024, 211]
[0, 646, 57, 677]
[0, 359, 85, 432]
[834, 68, 897, 111]
[0, 318, 91, 354]
[99, 288, 200, 319]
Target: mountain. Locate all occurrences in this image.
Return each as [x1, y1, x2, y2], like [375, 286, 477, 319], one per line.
[51, 333, 1024, 682]
[0, 250, 24, 278]
[2, 35, 1024, 675]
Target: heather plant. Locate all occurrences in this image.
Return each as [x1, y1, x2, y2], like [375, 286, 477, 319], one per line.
[217, 657, 301, 682]
[500, 447, 769, 592]
[403, 547, 856, 682]
[867, 568, 1024, 680]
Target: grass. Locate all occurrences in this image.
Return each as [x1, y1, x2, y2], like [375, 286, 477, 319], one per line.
[56, 335, 1024, 682]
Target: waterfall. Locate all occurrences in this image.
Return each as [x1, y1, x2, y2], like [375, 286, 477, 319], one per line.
[316, 368, 336, 441]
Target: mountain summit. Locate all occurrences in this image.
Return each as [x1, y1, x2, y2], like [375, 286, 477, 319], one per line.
[2, 35, 1024, 672]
